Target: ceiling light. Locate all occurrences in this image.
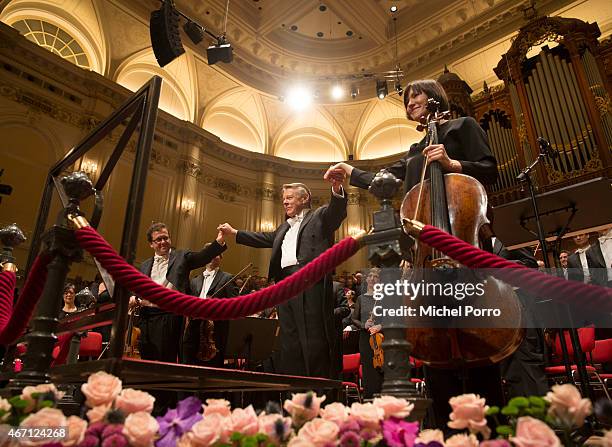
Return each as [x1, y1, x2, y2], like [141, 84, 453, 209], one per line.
[286, 86, 313, 111]
[331, 85, 344, 99]
[376, 79, 388, 99]
[207, 36, 233, 64]
[390, 5, 398, 13]
[350, 85, 359, 99]
[183, 20, 205, 44]
[396, 83, 403, 96]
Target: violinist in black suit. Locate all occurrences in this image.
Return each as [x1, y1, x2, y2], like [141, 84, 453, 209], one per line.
[135, 222, 226, 363]
[218, 179, 347, 379]
[182, 249, 238, 367]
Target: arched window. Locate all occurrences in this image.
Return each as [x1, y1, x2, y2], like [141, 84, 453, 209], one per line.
[11, 19, 91, 70]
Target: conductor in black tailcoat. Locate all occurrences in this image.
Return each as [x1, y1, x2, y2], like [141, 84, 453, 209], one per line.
[182, 249, 238, 367]
[135, 222, 226, 363]
[218, 178, 347, 379]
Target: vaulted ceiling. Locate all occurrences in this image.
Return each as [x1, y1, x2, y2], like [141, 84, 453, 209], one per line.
[2, 0, 611, 162]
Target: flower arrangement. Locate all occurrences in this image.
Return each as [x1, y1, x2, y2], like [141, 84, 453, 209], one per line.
[0, 372, 610, 446]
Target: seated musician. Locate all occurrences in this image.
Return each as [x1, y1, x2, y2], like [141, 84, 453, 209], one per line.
[351, 268, 384, 399]
[182, 249, 238, 367]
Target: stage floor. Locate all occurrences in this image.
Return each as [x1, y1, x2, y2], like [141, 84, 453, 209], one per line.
[50, 357, 342, 393]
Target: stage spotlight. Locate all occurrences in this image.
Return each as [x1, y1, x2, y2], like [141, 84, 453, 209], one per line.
[286, 86, 313, 111]
[150, 1, 185, 67]
[376, 79, 388, 99]
[207, 36, 233, 65]
[350, 85, 359, 99]
[390, 5, 398, 13]
[184, 20, 205, 44]
[396, 83, 403, 96]
[331, 85, 343, 99]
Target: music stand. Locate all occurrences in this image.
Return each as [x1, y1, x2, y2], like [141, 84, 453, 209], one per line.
[492, 177, 611, 399]
[225, 317, 279, 370]
[493, 177, 611, 250]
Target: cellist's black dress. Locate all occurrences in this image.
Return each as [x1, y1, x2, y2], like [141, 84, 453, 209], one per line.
[350, 117, 498, 193]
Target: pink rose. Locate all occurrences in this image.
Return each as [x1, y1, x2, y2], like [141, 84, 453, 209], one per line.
[283, 392, 325, 426]
[0, 398, 10, 422]
[415, 429, 445, 444]
[373, 396, 414, 419]
[511, 416, 561, 447]
[320, 402, 349, 426]
[0, 424, 18, 447]
[62, 416, 87, 446]
[349, 402, 385, 429]
[448, 393, 491, 439]
[189, 413, 231, 446]
[445, 433, 479, 447]
[176, 434, 193, 447]
[20, 408, 67, 446]
[203, 399, 231, 417]
[258, 413, 292, 445]
[115, 388, 155, 414]
[585, 429, 612, 446]
[230, 405, 258, 436]
[20, 383, 65, 412]
[122, 411, 159, 447]
[545, 384, 592, 428]
[297, 418, 339, 447]
[81, 371, 122, 407]
[87, 403, 112, 423]
[287, 436, 314, 447]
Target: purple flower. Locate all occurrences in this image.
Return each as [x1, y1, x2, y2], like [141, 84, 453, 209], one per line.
[86, 421, 107, 437]
[101, 425, 124, 438]
[415, 443, 444, 447]
[340, 430, 361, 447]
[382, 417, 419, 447]
[338, 419, 361, 434]
[101, 433, 128, 447]
[77, 434, 99, 447]
[155, 396, 203, 447]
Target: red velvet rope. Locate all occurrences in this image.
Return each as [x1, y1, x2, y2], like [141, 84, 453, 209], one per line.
[0, 271, 16, 331]
[0, 253, 52, 344]
[74, 226, 359, 320]
[419, 225, 612, 310]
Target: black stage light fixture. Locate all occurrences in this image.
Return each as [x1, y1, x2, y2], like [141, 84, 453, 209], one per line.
[396, 83, 403, 96]
[207, 37, 233, 65]
[376, 79, 388, 99]
[150, 1, 185, 67]
[184, 20, 205, 44]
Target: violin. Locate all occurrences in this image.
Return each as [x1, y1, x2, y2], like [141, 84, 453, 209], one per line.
[124, 303, 141, 359]
[368, 312, 384, 370]
[400, 99, 524, 368]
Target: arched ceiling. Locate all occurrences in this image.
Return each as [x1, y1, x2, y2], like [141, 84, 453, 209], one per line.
[2, 0, 611, 162]
[166, 0, 583, 98]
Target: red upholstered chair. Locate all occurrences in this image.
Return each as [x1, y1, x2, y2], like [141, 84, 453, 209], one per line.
[545, 328, 610, 399]
[79, 331, 103, 360]
[592, 339, 612, 393]
[342, 353, 362, 404]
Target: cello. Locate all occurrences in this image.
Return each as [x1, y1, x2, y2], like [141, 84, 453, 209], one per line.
[400, 98, 524, 368]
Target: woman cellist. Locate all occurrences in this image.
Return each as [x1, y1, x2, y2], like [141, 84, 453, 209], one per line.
[325, 79, 497, 195]
[325, 79, 504, 428]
